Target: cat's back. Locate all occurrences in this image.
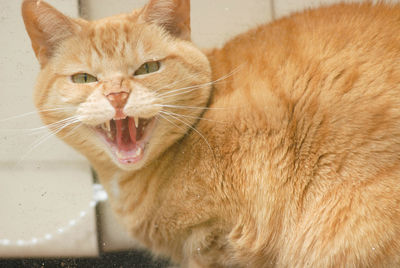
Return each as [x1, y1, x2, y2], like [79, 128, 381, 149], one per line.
[209, 1, 400, 169]
[205, 3, 400, 266]
[211, 2, 400, 93]
[209, 2, 400, 161]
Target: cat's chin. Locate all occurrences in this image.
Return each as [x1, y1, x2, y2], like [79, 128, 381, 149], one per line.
[93, 116, 156, 169]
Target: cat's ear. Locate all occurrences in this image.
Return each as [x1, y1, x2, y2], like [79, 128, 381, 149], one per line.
[21, 0, 82, 66]
[141, 0, 191, 40]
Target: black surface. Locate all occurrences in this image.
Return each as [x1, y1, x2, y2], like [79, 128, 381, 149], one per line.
[0, 251, 170, 268]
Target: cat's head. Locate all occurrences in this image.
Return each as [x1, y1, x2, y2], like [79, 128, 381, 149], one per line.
[22, 0, 211, 171]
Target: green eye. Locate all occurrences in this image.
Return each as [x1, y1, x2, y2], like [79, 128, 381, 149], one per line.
[134, 61, 160, 76]
[71, 73, 98, 83]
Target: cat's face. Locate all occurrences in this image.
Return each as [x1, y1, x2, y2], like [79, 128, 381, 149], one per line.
[22, 0, 211, 170]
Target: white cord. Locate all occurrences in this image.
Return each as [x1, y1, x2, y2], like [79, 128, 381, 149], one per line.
[0, 183, 108, 247]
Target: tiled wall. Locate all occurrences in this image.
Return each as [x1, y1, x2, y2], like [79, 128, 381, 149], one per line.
[0, 0, 97, 257]
[1, 0, 396, 257]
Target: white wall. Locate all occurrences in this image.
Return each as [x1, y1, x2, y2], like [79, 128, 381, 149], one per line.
[80, 0, 273, 48]
[0, 0, 97, 257]
[273, 0, 366, 18]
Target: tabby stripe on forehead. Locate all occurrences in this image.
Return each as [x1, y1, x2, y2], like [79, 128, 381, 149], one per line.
[89, 29, 103, 58]
[100, 36, 115, 58]
[91, 25, 133, 59]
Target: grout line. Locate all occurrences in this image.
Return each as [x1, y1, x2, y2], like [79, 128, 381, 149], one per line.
[91, 167, 104, 255]
[78, 0, 88, 19]
[78, 0, 82, 17]
[270, 0, 276, 21]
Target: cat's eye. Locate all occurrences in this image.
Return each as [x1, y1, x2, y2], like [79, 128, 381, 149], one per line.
[134, 61, 161, 76]
[71, 73, 98, 84]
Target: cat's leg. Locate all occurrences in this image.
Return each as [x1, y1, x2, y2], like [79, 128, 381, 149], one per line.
[179, 227, 239, 268]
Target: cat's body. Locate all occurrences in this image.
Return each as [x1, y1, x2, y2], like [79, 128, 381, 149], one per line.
[22, 0, 400, 267]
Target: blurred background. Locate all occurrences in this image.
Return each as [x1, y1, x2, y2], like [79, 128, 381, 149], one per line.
[0, 0, 378, 266]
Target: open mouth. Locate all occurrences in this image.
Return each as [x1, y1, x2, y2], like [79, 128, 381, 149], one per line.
[95, 116, 155, 165]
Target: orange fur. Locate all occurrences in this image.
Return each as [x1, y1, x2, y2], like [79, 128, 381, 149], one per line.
[22, 0, 400, 267]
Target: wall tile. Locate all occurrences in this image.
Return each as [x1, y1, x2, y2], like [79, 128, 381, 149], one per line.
[0, 162, 98, 257]
[0, 0, 97, 258]
[80, 0, 273, 48]
[273, 0, 369, 19]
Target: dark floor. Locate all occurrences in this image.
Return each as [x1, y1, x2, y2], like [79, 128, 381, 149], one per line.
[0, 250, 169, 268]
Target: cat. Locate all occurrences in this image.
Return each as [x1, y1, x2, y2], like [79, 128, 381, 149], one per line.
[22, 0, 400, 267]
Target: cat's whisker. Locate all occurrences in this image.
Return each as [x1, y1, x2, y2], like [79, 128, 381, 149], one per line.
[27, 118, 82, 136]
[159, 112, 214, 155]
[36, 107, 76, 113]
[157, 114, 188, 134]
[155, 104, 239, 111]
[153, 73, 201, 94]
[1, 116, 82, 135]
[16, 119, 81, 166]
[159, 110, 225, 124]
[157, 79, 218, 98]
[28, 120, 81, 138]
[156, 65, 242, 99]
[42, 117, 82, 131]
[37, 116, 79, 126]
[155, 78, 224, 100]
[59, 122, 83, 139]
[157, 84, 211, 100]
[0, 107, 76, 122]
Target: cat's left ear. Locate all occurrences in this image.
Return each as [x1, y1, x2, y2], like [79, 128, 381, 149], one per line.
[22, 0, 83, 66]
[141, 0, 191, 41]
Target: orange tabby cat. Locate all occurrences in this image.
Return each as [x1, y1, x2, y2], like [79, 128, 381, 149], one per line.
[22, 0, 400, 266]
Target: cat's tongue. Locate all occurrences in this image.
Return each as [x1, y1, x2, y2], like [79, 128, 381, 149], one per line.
[128, 117, 137, 145]
[115, 117, 136, 151]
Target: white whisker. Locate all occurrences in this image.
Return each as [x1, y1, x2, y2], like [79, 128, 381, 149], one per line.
[153, 73, 200, 94]
[0, 116, 81, 135]
[0, 107, 75, 122]
[32, 117, 80, 132]
[59, 123, 83, 139]
[156, 65, 242, 99]
[155, 104, 237, 110]
[157, 82, 211, 99]
[157, 113, 188, 133]
[15, 119, 81, 166]
[160, 112, 214, 154]
[159, 110, 224, 124]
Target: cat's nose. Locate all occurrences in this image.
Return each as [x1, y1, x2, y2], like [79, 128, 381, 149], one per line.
[106, 91, 129, 119]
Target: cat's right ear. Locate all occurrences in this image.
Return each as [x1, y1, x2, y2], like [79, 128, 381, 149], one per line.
[141, 0, 191, 41]
[21, 0, 82, 67]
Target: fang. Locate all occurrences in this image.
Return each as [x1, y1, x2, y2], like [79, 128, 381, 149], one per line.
[134, 116, 139, 128]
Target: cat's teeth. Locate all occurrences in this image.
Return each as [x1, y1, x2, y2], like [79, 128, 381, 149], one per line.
[115, 148, 142, 159]
[134, 116, 139, 128]
[116, 151, 124, 159]
[100, 122, 111, 133]
[106, 131, 113, 139]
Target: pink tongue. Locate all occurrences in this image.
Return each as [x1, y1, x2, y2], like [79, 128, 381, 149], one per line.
[115, 118, 137, 151]
[115, 119, 123, 149]
[128, 117, 137, 146]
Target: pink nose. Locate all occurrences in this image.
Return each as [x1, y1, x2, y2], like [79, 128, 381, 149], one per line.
[106, 92, 129, 119]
